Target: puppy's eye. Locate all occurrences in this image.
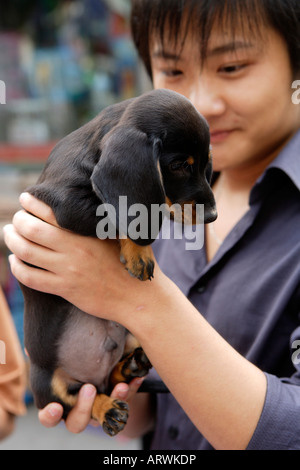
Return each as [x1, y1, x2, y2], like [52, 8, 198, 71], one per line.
[182, 160, 194, 173]
[169, 159, 194, 174]
[170, 162, 183, 171]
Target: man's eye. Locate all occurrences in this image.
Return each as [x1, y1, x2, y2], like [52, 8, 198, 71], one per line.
[219, 64, 247, 74]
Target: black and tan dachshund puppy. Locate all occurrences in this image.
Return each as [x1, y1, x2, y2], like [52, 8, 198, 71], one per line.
[21, 89, 217, 436]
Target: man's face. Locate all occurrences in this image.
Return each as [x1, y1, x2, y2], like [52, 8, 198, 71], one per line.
[150, 23, 300, 174]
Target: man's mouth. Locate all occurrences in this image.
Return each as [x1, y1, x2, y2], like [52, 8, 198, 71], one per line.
[210, 129, 234, 144]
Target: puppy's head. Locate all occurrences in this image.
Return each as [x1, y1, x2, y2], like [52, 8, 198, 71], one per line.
[91, 89, 217, 246]
[153, 98, 217, 226]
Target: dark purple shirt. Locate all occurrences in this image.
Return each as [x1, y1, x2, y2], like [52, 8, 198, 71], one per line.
[150, 130, 300, 450]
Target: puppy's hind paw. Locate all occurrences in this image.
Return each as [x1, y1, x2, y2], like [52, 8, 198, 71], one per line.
[92, 394, 129, 437]
[121, 347, 152, 380]
[102, 400, 129, 437]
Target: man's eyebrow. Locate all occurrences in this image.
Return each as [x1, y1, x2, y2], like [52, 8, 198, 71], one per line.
[207, 41, 255, 57]
[151, 49, 184, 61]
[151, 41, 255, 62]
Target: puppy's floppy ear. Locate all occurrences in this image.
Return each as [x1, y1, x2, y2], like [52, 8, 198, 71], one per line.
[91, 126, 165, 245]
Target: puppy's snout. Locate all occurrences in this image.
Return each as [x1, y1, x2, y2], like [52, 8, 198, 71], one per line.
[195, 182, 217, 224]
[179, 200, 217, 225]
[204, 206, 218, 224]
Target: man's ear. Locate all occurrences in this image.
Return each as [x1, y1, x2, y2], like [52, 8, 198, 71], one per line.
[91, 126, 165, 245]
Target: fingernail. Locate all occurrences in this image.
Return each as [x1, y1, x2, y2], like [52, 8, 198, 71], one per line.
[48, 404, 61, 418]
[135, 377, 145, 387]
[19, 192, 29, 205]
[82, 384, 96, 399]
[117, 385, 128, 399]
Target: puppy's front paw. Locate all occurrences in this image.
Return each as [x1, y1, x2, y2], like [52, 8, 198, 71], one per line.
[119, 239, 154, 281]
[126, 255, 154, 281]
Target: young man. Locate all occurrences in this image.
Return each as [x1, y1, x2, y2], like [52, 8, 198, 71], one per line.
[0, 288, 26, 440]
[3, 0, 300, 449]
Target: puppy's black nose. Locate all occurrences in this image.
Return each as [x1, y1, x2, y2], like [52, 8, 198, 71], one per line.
[204, 206, 218, 224]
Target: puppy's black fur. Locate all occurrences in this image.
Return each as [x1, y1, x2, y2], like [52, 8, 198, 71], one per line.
[21, 89, 217, 436]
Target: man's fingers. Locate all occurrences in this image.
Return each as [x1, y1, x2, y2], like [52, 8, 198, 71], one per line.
[4, 222, 66, 293]
[4, 223, 57, 270]
[38, 382, 145, 433]
[19, 192, 59, 227]
[111, 377, 145, 402]
[38, 403, 64, 428]
[11, 210, 62, 251]
[38, 386, 97, 433]
[64, 384, 97, 434]
[7, 254, 61, 294]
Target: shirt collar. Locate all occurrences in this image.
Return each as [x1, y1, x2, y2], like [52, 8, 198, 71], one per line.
[248, 130, 300, 205]
[260, 130, 300, 191]
[212, 130, 300, 193]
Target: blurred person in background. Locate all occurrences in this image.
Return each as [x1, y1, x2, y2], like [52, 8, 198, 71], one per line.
[0, 288, 26, 441]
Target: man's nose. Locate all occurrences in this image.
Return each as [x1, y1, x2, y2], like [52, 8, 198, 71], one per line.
[188, 79, 226, 119]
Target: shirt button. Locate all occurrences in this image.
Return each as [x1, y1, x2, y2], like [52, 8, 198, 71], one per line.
[168, 425, 179, 440]
[197, 285, 205, 293]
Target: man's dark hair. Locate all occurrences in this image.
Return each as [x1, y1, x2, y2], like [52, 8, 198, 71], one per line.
[130, 0, 300, 79]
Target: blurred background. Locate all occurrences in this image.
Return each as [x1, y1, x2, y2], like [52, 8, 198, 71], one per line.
[0, 0, 150, 450]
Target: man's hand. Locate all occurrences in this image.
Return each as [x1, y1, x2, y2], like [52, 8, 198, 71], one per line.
[38, 379, 145, 435]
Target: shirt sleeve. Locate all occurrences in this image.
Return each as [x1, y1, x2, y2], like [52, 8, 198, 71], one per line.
[0, 288, 26, 416]
[247, 325, 300, 450]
